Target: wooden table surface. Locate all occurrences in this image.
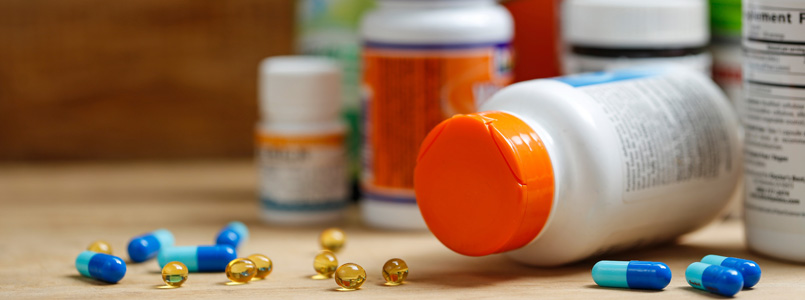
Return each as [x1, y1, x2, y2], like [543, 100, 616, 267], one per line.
[1, 161, 803, 299]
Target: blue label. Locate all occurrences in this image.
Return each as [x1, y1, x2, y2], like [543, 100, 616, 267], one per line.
[362, 190, 417, 204]
[552, 68, 663, 87]
[261, 197, 348, 212]
[364, 40, 511, 51]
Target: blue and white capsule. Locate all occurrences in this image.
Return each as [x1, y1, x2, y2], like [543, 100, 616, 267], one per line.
[592, 260, 672, 290]
[701, 254, 761, 288]
[75, 251, 127, 283]
[215, 221, 249, 248]
[686, 262, 744, 297]
[157, 245, 237, 272]
[127, 228, 175, 263]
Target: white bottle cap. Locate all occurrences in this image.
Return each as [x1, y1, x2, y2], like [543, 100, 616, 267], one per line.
[259, 56, 342, 124]
[563, 0, 708, 48]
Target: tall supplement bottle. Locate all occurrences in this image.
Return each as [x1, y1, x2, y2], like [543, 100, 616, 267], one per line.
[742, 0, 805, 263]
[360, 0, 513, 229]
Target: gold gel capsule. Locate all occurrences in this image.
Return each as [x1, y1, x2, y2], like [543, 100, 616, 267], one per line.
[335, 263, 366, 290]
[382, 258, 409, 285]
[162, 261, 188, 287]
[313, 250, 338, 278]
[226, 258, 257, 283]
[247, 254, 273, 279]
[319, 228, 346, 252]
[87, 240, 113, 255]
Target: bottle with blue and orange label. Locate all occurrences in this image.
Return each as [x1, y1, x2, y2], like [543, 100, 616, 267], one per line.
[257, 56, 349, 225]
[360, 0, 513, 229]
[414, 67, 742, 265]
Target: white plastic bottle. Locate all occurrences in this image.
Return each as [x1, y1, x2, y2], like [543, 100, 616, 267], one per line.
[360, 0, 513, 229]
[414, 68, 742, 266]
[742, 0, 805, 263]
[563, 0, 712, 74]
[257, 56, 349, 225]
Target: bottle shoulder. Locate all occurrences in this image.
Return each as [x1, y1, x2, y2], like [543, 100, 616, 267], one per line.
[361, 5, 512, 44]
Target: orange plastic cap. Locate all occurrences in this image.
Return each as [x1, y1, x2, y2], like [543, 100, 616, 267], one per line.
[414, 111, 555, 256]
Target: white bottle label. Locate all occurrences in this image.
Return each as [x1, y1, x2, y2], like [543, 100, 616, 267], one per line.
[567, 72, 734, 202]
[257, 131, 348, 212]
[743, 0, 805, 233]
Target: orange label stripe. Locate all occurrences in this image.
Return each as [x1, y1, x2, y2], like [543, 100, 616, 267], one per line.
[256, 132, 344, 147]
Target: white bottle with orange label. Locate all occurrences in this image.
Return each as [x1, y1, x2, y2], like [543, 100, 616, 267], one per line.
[360, 0, 514, 229]
[257, 56, 349, 225]
[415, 67, 742, 265]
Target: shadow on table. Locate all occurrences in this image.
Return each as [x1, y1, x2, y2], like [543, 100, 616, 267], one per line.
[402, 239, 768, 289]
[584, 284, 663, 293]
[401, 253, 589, 289]
[578, 241, 765, 268]
[676, 286, 734, 299]
[65, 274, 116, 286]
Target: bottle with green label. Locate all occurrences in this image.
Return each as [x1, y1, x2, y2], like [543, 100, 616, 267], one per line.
[296, 0, 375, 197]
[710, 0, 743, 218]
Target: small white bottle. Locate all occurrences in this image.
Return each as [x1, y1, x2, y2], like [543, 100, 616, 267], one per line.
[414, 67, 742, 266]
[563, 0, 711, 74]
[360, 0, 513, 230]
[257, 56, 349, 225]
[742, 0, 805, 263]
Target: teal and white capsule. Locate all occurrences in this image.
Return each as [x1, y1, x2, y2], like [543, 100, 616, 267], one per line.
[75, 251, 127, 283]
[157, 245, 237, 272]
[215, 221, 249, 249]
[686, 262, 743, 297]
[701, 254, 761, 288]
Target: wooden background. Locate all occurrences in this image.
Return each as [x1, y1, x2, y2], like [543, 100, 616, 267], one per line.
[0, 0, 294, 161]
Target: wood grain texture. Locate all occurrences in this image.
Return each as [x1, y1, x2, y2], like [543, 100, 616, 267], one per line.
[0, 0, 294, 160]
[0, 161, 803, 299]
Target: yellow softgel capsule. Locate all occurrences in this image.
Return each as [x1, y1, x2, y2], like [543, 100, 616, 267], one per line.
[319, 228, 346, 252]
[247, 254, 273, 279]
[87, 240, 113, 255]
[161, 261, 188, 287]
[335, 263, 366, 290]
[382, 258, 409, 285]
[225, 258, 257, 283]
[313, 250, 338, 278]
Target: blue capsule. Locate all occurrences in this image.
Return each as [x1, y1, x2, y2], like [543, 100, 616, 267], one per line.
[701, 254, 761, 288]
[127, 228, 174, 263]
[157, 245, 237, 272]
[215, 221, 249, 249]
[592, 260, 671, 290]
[75, 251, 127, 283]
[686, 262, 744, 297]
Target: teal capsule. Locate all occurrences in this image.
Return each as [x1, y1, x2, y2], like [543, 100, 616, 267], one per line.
[75, 251, 127, 283]
[701, 255, 761, 288]
[686, 262, 743, 297]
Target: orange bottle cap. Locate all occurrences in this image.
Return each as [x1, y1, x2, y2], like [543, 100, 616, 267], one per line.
[415, 111, 554, 256]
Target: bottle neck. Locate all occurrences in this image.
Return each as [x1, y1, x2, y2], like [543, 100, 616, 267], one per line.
[571, 45, 707, 58]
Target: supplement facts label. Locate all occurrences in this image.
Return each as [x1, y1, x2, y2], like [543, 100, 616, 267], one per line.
[743, 0, 805, 232]
[578, 73, 734, 202]
[257, 132, 348, 211]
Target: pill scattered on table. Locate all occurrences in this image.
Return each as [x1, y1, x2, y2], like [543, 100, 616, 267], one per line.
[686, 262, 744, 297]
[592, 260, 671, 290]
